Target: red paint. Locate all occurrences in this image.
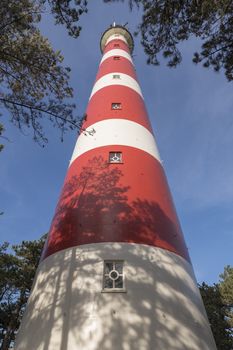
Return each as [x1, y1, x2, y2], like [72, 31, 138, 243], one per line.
[84, 86, 153, 132]
[41, 146, 190, 262]
[104, 40, 130, 54]
[42, 33, 190, 265]
[96, 56, 137, 82]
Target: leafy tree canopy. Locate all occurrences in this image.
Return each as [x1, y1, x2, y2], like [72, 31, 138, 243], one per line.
[0, 0, 88, 145]
[199, 282, 233, 350]
[219, 265, 233, 329]
[0, 236, 46, 350]
[105, 0, 233, 81]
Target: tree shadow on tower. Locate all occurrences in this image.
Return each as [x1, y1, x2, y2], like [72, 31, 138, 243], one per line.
[16, 155, 215, 350]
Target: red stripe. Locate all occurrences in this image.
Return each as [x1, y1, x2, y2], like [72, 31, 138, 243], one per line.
[41, 146, 190, 262]
[104, 40, 130, 54]
[96, 56, 137, 81]
[83, 86, 153, 132]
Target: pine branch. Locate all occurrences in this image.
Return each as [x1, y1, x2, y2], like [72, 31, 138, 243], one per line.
[0, 97, 80, 128]
[0, 97, 95, 136]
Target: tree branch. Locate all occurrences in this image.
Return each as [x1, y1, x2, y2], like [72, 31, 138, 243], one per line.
[201, 44, 233, 60]
[0, 97, 79, 128]
[0, 11, 47, 32]
[0, 65, 21, 83]
[0, 97, 95, 136]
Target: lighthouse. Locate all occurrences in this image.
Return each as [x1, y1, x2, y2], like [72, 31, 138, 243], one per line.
[15, 25, 216, 350]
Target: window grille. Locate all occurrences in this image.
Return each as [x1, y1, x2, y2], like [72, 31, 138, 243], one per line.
[109, 152, 122, 163]
[111, 103, 122, 110]
[103, 261, 124, 291]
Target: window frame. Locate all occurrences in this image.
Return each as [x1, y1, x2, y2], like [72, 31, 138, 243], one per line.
[112, 74, 121, 79]
[111, 102, 122, 110]
[102, 260, 126, 293]
[109, 152, 123, 164]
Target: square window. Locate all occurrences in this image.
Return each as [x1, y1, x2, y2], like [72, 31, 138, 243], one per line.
[109, 152, 122, 163]
[103, 260, 125, 292]
[111, 103, 122, 110]
[113, 56, 120, 60]
[113, 74, 120, 79]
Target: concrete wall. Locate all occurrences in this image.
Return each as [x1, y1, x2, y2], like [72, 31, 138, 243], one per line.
[15, 243, 216, 350]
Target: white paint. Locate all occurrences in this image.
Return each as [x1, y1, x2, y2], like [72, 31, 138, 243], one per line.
[100, 27, 134, 53]
[70, 119, 161, 165]
[89, 73, 143, 100]
[100, 49, 134, 65]
[15, 243, 217, 350]
[105, 34, 128, 46]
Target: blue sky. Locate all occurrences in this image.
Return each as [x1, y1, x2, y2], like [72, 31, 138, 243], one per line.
[1, 2, 232, 284]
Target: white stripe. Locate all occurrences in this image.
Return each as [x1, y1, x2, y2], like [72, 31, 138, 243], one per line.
[105, 34, 128, 46]
[15, 244, 216, 350]
[89, 73, 143, 100]
[100, 49, 134, 65]
[70, 119, 161, 165]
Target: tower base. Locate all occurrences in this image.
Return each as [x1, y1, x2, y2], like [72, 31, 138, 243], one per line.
[15, 243, 216, 350]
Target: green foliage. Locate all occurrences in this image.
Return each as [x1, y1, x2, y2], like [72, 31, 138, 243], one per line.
[199, 267, 233, 350]
[0, 0, 88, 145]
[106, 0, 233, 81]
[199, 282, 233, 350]
[219, 265, 233, 329]
[0, 235, 46, 350]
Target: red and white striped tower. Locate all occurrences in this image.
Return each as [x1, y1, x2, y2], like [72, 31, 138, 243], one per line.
[15, 25, 216, 350]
